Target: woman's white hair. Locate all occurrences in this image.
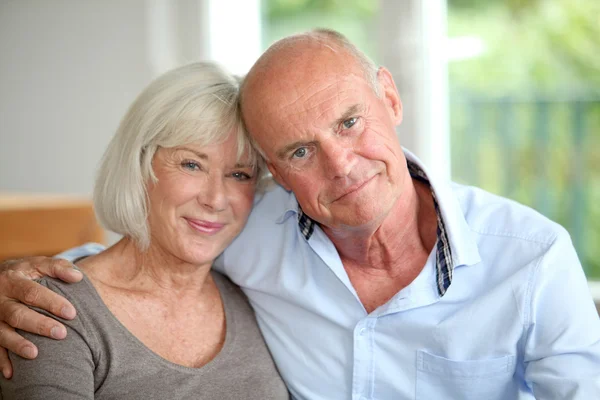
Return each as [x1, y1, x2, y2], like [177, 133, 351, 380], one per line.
[94, 62, 264, 250]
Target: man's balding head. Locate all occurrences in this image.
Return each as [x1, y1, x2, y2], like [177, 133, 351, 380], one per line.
[240, 29, 382, 158]
[236, 29, 405, 230]
[242, 29, 380, 101]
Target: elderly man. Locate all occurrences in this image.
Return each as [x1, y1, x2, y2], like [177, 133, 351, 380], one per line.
[1, 30, 599, 399]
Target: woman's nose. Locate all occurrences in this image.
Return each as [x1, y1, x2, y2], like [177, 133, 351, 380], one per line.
[198, 175, 228, 212]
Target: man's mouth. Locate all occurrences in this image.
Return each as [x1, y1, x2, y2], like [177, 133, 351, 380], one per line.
[332, 175, 377, 202]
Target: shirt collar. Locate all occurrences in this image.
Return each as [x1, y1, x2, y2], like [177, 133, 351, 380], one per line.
[276, 148, 481, 296]
[403, 149, 481, 272]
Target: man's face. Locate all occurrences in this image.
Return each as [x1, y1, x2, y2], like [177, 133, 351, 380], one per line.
[244, 51, 406, 230]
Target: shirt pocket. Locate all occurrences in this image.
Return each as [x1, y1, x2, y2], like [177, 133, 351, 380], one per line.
[416, 350, 515, 400]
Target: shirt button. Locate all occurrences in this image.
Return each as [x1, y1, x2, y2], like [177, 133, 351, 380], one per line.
[359, 328, 367, 336]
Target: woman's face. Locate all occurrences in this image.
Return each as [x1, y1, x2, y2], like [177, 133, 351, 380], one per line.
[146, 134, 257, 267]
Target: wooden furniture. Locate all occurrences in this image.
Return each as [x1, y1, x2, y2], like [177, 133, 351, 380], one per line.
[0, 193, 104, 261]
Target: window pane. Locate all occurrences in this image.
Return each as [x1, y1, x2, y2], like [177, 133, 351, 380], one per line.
[261, 0, 380, 62]
[448, 0, 600, 279]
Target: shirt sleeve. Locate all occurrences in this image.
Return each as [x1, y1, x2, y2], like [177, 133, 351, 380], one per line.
[524, 228, 600, 399]
[0, 280, 96, 399]
[55, 243, 106, 262]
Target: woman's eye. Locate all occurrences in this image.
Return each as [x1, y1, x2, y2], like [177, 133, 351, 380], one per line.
[342, 117, 357, 129]
[232, 171, 252, 181]
[182, 161, 200, 171]
[292, 147, 308, 159]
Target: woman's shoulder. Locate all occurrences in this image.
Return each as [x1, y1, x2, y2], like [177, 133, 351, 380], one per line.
[211, 270, 246, 300]
[33, 274, 109, 339]
[4, 277, 103, 398]
[35, 273, 100, 310]
[210, 270, 256, 316]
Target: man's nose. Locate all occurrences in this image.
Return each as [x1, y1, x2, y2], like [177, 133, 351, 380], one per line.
[321, 139, 357, 179]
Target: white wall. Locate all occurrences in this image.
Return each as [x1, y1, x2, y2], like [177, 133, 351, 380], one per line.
[0, 0, 261, 244]
[0, 0, 155, 195]
[0, 0, 261, 196]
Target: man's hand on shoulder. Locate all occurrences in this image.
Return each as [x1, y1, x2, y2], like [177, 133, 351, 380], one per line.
[0, 257, 82, 379]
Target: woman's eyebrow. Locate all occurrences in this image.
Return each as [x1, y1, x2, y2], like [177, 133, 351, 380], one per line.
[234, 162, 254, 168]
[175, 147, 208, 160]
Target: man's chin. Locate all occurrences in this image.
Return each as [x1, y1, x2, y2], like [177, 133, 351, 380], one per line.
[327, 206, 390, 231]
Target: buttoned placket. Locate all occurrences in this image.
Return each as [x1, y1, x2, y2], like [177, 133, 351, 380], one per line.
[351, 316, 378, 400]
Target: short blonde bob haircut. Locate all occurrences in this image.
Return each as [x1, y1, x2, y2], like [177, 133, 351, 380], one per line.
[93, 62, 264, 250]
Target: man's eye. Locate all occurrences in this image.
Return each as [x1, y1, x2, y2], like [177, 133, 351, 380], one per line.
[292, 147, 308, 159]
[342, 117, 357, 129]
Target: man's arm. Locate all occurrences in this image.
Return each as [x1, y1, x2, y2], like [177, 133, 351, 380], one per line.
[0, 244, 103, 378]
[524, 228, 600, 398]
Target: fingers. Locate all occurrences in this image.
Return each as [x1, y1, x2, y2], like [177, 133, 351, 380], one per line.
[2, 300, 68, 339]
[5, 274, 76, 320]
[0, 346, 13, 379]
[0, 256, 75, 378]
[1, 257, 82, 283]
[0, 320, 38, 361]
[32, 257, 83, 283]
[51, 262, 84, 283]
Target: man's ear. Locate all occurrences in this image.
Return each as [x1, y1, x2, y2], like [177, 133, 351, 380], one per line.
[377, 66, 403, 125]
[267, 161, 292, 191]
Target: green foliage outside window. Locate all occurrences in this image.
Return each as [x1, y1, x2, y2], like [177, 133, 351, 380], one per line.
[448, 0, 600, 278]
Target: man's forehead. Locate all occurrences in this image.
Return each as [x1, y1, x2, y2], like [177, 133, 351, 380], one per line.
[246, 43, 362, 101]
[242, 42, 372, 146]
[275, 72, 369, 118]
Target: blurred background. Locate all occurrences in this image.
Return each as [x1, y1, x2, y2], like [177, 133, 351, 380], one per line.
[0, 1, 598, 289]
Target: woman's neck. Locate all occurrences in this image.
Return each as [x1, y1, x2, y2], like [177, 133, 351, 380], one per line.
[76, 237, 214, 300]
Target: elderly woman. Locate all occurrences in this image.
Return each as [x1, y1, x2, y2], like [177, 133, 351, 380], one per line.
[0, 62, 288, 399]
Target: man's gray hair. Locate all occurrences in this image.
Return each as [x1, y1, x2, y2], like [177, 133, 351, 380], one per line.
[94, 62, 264, 250]
[309, 28, 381, 97]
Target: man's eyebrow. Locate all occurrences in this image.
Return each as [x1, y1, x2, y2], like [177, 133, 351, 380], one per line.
[274, 105, 363, 160]
[332, 104, 363, 129]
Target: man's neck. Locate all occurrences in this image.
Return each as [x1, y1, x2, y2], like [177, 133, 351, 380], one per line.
[324, 179, 437, 271]
[322, 178, 438, 312]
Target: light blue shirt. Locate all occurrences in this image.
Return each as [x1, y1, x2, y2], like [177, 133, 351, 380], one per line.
[61, 150, 600, 399]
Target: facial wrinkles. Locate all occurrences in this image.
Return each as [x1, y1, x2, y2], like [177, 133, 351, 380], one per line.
[264, 65, 385, 216]
[372, 119, 404, 172]
[292, 83, 356, 146]
[277, 87, 335, 141]
[300, 84, 371, 193]
[287, 100, 357, 182]
[284, 78, 329, 109]
[152, 148, 234, 216]
[319, 116, 395, 219]
[282, 71, 355, 122]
